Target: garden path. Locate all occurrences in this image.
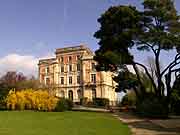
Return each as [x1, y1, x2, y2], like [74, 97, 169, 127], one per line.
[114, 112, 180, 135]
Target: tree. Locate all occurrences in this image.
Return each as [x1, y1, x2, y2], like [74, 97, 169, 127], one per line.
[121, 91, 136, 106]
[0, 72, 27, 99]
[94, 5, 143, 94]
[94, 0, 180, 115]
[146, 56, 164, 92]
[170, 74, 180, 114]
[0, 72, 41, 100]
[113, 66, 139, 96]
[136, 0, 180, 98]
[0, 71, 26, 86]
[16, 76, 41, 90]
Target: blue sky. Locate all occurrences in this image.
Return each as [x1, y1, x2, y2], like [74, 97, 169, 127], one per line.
[0, 0, 179, 76]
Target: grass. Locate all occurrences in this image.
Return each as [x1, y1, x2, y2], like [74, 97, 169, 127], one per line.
[0, 111, 130, 135]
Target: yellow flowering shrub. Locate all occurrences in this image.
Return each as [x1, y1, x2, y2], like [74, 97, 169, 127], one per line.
[6, 89, 58, 111]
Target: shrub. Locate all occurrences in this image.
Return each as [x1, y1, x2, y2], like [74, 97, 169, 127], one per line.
[6, 89, 58, 111]
[170, 89, 180, 115]
[87, 101, 94, 107]
[121, 92, 136, 106]
[80, 97, 88, 106]
[0, 100, 6, 110]
[121, 95, 129, 106]
[55, 98, 73, 112]
[136, 95, 168, 118]
[65, 98, 73, 110]
[93, 98, 109, 107]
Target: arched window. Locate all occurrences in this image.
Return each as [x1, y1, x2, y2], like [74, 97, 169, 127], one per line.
[68, 90, 73, 100]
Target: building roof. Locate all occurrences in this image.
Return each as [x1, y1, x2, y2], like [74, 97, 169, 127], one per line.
[55, 45, 93, 55]
[38, 44, 95, 65]
[38, 58, 57, 65]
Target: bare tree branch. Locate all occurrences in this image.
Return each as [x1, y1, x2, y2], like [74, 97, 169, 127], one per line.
[134, 62, 158, 93]
[161, 53, 180, 76]
[139, 41, 157, 54]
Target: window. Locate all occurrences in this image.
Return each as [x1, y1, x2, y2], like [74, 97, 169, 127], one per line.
[60, 77, 64, 84]
[46, 67, 50, 73]
[92, 63, 96, 71]
[92, 89, 96, 98]
[68, 90, 73, 100]
[69, 56, 72, 62]
[69, 76, 72, 84]
[69, 65, 72, 72]
[91, 74, 96, 83]
[77, 55, 80, 60]
[77, 63, 80, 71]
[77, 76, 80, 84]
[61, 65, 64, 73]
[45, 78, 50, 85]
[61, 57, 64, 62]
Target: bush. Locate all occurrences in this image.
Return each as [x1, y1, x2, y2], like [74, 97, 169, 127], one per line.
[93, 98, 109, 107]
[87, 101, 94, 107]
[65, 98, 73, 110]
[55, 98, 73, 112]
[170, 89, 180, 115]
[80, 97, 88, 106]
[0, 100, 6, 110]
[121, 92, 136, 106]
[6, 89, 58, 111]
[171, 101, 180, 115]
[136, 95, 168, 118]
[80, 97, 109, 108]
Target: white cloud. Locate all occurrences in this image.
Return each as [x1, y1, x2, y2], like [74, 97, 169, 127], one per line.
[0, 53, 55, 77]
[0, 54, 38, 77]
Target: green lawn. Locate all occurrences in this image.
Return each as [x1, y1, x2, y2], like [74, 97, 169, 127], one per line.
[0, 111, 130, 135]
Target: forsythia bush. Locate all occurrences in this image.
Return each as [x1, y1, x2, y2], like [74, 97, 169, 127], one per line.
[6, 89, 58, 111]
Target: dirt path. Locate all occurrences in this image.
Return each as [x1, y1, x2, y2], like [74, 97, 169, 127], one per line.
[114, 112, 180, 135]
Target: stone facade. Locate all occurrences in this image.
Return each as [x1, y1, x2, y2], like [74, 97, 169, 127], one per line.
[38, 45, 117, 104]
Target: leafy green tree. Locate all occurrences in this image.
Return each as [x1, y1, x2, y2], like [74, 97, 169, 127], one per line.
[94, 5, 144, 97]
[94, 0, 180, 114]
[113, 66, 139, 96]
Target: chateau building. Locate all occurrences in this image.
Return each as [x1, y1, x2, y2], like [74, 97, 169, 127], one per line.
[38, 45, 117, 104]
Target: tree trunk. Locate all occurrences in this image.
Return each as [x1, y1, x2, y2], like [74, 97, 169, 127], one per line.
[132, 63, 146, 95]
[165, 72, 171, 115]
[155, 51, 163, 98]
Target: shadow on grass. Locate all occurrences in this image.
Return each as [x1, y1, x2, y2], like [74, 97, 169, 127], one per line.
[129, 120, 180, 133]
[117, 112, 180, 134]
